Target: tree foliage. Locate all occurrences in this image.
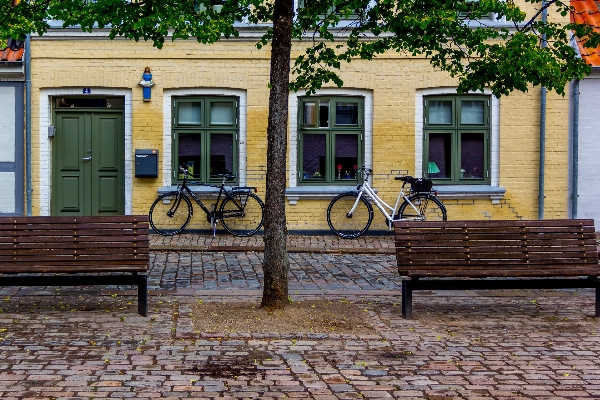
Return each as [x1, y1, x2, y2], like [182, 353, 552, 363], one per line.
[1, 0, 598, 97]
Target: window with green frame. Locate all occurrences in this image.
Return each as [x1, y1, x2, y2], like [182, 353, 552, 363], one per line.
[298, 0, 367, 20]
[172, 96, 238, 184]
[298, 96, 364, 184]
[459, 0, 493, 20]
[423, 95, 490, 185]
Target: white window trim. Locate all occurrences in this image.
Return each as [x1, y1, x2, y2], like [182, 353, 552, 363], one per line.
[162, 88, 247, 188]
[415, 87, 504, 203]
[287, 88, 373, 205]
[39, 88, 133, 216]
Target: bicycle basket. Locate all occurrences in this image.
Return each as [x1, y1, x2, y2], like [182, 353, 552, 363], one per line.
[411, 178, 433, 193]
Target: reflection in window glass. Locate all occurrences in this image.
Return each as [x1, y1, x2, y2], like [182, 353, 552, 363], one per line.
[178, 133, 201, 178]
[335, 134, 358, 179]
[319, 101, 329, 127]
[336, 103, 359, 125]
[460, 132, 484, 179]
[210, 103, 234, 125]
[210, 134, 234, 177]
[461, 101, 484, 124]
[178, 103, 202, 124]
[428, 132, 451, 179]
[303, 134, 326, 179]
[303, 102, 316, 125]
[428, 101, 452, 124]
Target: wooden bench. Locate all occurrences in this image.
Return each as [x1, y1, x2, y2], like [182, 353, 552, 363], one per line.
[0, 216, 150, 316]
[394, 219, 600, 318]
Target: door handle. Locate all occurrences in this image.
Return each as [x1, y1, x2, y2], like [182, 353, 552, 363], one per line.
[82, 157, 92, 161]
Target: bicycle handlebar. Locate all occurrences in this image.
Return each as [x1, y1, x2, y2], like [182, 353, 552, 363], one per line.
[358, 166, 372, 182]
[395, 175, 414, 183]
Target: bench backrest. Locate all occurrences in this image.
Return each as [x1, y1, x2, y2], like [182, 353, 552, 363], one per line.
[394, 219, 600, 278]
[0, 215, 149, 274]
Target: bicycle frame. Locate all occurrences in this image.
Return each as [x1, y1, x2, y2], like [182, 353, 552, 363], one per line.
[351, 173, 424, 231]
[171, 169, 256, 236]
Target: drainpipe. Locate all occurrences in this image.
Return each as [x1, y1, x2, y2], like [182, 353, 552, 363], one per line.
[538, 3, 548, 220]
[25, 34, 32, 216]
[572, 79, 579, 218]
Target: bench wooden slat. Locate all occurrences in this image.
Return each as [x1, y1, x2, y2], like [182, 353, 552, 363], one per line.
[0, 248, 149, 255]
[0, 215, 148, 223]
[400, 269, 598, 277]
[395, 231, 596, 239]
[0, 240, 149, 253]
[0, 264, 146, 274]
[0, 230, 148, 237]
[394, 219, 596, 228]
[0, 237, 149, 245]
[0, 253, 148, 260]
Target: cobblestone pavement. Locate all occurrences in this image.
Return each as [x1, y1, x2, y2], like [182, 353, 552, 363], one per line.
[0, 234, 598, 399]
[149, 232, 396, 254]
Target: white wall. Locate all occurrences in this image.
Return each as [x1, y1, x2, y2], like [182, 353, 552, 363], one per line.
[0, 86, 16, 213]
[575, 72, 600, 227]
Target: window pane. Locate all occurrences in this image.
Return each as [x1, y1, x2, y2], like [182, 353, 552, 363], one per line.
[428, 132, 451, 178]
[178, 133, 201, 178]
[335, 102, 359, 125]
[210, 102, 234, 125]
[319, 101, 329, 127]
[461, 101, 484, 125]
[302, 134, 326, 180]
[210, 134, 234, 177]
[428, 101, 452, 124]
[460, 132, 485, 179]
[303, 102, 316, 126]
[178, 102, 202, 125]
[335, 134, 358, 179]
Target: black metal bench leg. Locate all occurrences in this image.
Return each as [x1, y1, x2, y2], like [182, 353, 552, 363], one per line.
[138, 274, 148, 317]
[402, 280, 413, 319]
[596, 281, 599, 318]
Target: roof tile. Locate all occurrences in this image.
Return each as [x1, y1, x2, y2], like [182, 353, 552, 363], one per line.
[0, 38, 24, 62]
[572, 0, 600, 66]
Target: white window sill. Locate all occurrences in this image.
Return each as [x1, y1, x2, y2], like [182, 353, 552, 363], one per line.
[433, 185, 506, 204]
[285, 185, 505, 205]
[286, 186, 358, 205]
[158, 185, 223, 197]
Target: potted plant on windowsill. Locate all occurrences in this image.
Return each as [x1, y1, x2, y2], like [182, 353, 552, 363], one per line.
[211, 0, 225, 13]
[194, 0, 225, 14]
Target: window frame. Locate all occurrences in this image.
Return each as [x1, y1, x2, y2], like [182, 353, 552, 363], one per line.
[297, 96, 364, 185]
[172, 95, 239, 184]
[423, 94, 491, 185]
[297, 0, 367, 21]
[458, 0, 494, 20]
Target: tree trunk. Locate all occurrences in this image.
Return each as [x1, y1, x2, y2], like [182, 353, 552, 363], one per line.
[261, 0, 293, 309]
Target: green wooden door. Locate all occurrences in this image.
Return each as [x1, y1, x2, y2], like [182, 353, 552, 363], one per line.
[52, 110, 125, 215]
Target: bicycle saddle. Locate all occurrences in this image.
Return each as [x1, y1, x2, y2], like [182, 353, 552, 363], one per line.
[395, 176, 414, 182]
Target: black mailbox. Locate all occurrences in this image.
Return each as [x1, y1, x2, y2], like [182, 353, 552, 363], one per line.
[135, 149, 158, 177]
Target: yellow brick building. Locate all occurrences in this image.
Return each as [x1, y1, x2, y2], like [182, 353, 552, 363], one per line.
[25, 2, 573, 233]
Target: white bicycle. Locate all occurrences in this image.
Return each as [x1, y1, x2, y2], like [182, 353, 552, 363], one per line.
[327, 166, 447, 238]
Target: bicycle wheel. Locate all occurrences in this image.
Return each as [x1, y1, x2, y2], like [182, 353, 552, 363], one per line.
[220, 191, 265, 236]
[398, 193, 447, 221]
[327, 192, 373, 239]
[149, 192, 193, 235]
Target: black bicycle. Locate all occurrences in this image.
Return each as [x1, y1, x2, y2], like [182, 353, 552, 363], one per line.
[149, 165, 265, 236]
